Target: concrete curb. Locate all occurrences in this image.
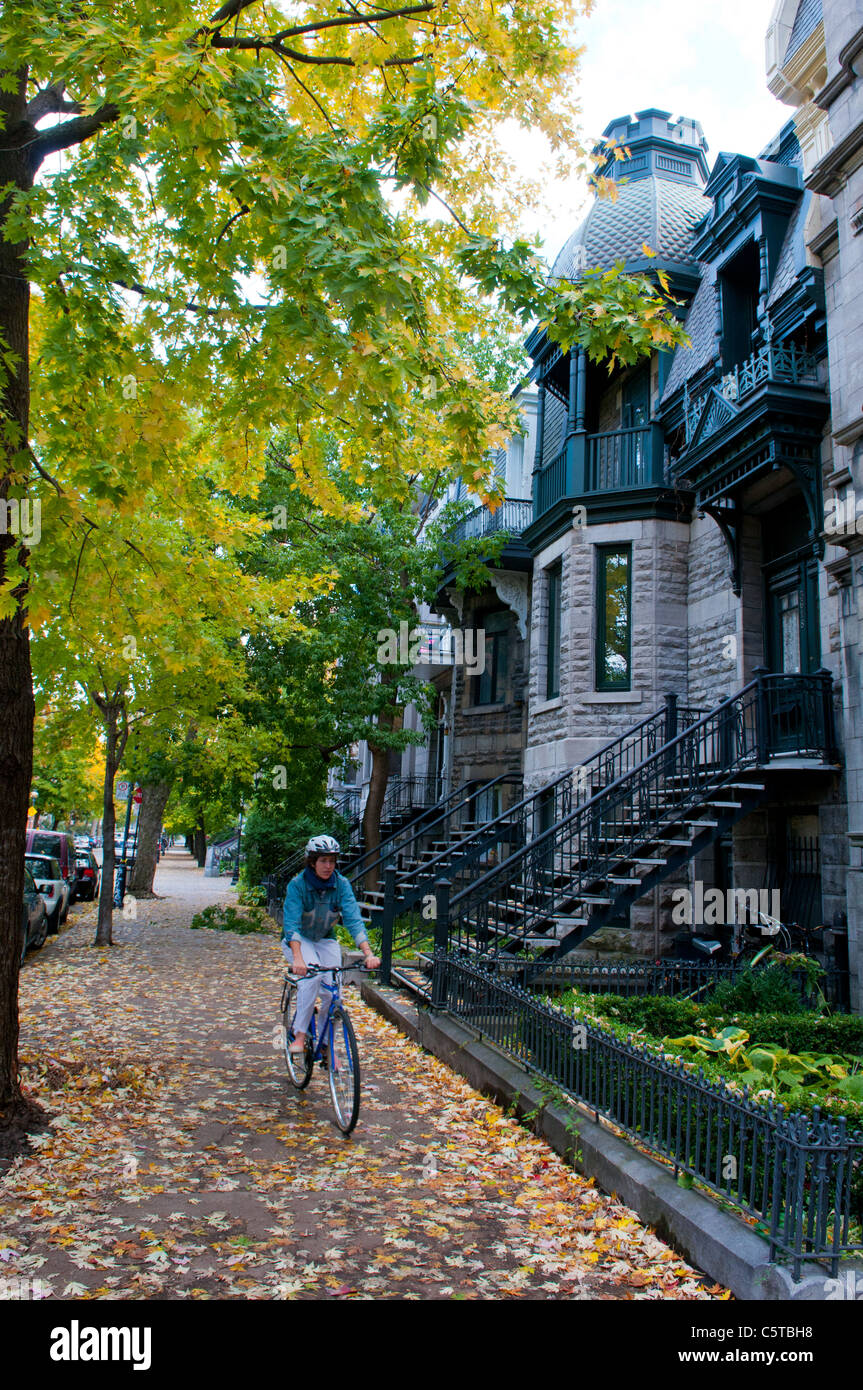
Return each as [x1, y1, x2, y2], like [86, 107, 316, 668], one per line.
[362, 981, 861, 1301]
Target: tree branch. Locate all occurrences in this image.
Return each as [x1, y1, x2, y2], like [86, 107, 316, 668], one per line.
[29, 103, 120, 166]
[210, 4, 436, 47]
[214, 203, 250, 246]
[25, 82, 82, 124]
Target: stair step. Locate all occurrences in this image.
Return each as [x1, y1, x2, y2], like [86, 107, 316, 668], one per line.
[687, 819, 720, 829]
[606, 876, 644, 885]
[707, 800, 743, 809]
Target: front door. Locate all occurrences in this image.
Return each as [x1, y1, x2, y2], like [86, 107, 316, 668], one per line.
[764, 557, 821, 755]
[765, 559, 820, 675]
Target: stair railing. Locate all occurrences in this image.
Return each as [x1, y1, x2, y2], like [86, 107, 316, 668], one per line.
[434, 672, 836, 958]
[378, 696, 707, 977]
[346, 772, 517, 888]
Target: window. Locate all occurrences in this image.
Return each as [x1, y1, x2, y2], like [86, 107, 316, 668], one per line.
[719, 240, 759, 370]
[595, 545, 632, 690]
[546, 562, 562, 699]
[471, 610, 509, 705]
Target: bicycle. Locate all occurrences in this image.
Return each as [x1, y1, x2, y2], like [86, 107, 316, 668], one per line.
[279, 963, 371, 1135]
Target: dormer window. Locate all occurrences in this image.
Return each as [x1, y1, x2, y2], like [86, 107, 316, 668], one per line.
[719, 239, 760, 370]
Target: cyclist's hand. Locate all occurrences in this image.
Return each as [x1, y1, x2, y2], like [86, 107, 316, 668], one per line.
[292, 955, 309, 978]
[363, 953, 381, 971]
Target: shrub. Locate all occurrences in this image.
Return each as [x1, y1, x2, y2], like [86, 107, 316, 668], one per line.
[707, 963, 807, 1015]
[189, 904, 274, 935]
[562, 990, 863, 1059]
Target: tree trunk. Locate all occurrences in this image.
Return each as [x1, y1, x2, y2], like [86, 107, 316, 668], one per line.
[361, 670, 403, 893]
[93, 694, 128, 947]
[362, 743, 391, 894]
[0, 67, 35, 1115]
[128, 781, 172, 897]
[194, 820, 206, 868]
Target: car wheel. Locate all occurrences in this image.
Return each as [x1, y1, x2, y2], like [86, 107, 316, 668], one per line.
[33, 912, 48, 951]
[60, 902, 68, 926]
[47, 907, 60, 935]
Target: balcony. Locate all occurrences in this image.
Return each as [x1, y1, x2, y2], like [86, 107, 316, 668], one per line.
[682, 342, 820, 447]
[670, 340, 827, 512]
[445, 498, 533, 545]
[436, 497, 533, 597]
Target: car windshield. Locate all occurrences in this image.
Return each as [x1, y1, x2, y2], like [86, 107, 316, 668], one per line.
[30, 834, 66, 856]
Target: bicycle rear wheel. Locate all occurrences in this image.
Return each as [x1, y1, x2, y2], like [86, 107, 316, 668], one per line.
[283, 983, 314, 1089]
[327, 1006, 360, 1134]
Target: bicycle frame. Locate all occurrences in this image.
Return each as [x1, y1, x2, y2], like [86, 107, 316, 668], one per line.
[282, 964, 356, 1058]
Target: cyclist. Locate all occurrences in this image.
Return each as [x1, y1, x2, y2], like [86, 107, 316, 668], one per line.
[282, 835, 379, 1055]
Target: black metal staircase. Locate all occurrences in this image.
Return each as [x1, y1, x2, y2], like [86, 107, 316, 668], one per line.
[372, 695, 707, 972]
[390, 672, 838, 999]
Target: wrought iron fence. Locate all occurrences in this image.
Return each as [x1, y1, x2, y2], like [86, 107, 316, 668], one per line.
[468, 956, 850, 1011]
[433, 952, 863, 1278]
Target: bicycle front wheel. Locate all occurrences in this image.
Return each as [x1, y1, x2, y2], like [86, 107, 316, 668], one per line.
[327, 1006, 360, 1134]
[283, 983, 314, 1089]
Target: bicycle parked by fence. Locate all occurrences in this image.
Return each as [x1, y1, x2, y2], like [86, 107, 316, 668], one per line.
[280, 963, 371, 1135]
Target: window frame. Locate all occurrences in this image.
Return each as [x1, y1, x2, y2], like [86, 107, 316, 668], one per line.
[546, 560, 562, 700]
[470, 612, 509, 707]
[594, 543, 633, 692]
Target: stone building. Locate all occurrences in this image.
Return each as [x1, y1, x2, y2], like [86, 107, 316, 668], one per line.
[335, 3, 862, 1008]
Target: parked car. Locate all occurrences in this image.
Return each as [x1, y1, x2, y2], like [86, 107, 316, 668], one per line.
[113, 838, 136, 869]
[21, 866, 48, 962]
[25, 829, 76, 887]
[25, 854, 70, 933]
[71, 850, 101, 902]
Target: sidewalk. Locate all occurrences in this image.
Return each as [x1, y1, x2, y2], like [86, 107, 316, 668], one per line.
[2, 858, 724, 1300]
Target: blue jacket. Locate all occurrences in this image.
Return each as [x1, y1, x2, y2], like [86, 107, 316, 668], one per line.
[282, 868, 369, 948]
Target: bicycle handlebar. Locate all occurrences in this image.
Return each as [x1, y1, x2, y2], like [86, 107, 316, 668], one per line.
[285, 963, 377, 983]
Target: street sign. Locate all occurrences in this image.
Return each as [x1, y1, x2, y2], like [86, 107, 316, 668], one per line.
[133, 788, 143, 805]
[116, 781, 131, 799]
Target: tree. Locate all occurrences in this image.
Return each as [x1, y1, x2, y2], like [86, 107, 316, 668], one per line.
[0, 0, 687, 1127]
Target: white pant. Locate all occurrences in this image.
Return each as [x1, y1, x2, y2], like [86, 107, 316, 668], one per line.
[287, 936, 343, 1036]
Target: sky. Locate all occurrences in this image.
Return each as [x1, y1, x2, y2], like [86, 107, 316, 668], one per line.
[520, 0, 793, 265]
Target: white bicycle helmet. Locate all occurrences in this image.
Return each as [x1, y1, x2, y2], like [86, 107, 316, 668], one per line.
[305, 834, 341, 855]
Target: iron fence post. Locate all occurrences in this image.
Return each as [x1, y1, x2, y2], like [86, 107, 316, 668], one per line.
[663, 690, 678, 777]
[432, 879, 451, 1008]
[753, 666, 770, 765]
[815, 667, 838, 763]
[379, 865, 397, 986]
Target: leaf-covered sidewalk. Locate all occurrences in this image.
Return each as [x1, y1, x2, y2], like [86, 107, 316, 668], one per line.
[2, 894, 726, 1300]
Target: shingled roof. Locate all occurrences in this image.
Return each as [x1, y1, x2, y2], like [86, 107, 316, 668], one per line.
[552, 178, 710, 280]
[661, 272, 716, 401]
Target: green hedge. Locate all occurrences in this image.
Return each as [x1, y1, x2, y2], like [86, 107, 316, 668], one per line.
[570, 992, 863, 1057]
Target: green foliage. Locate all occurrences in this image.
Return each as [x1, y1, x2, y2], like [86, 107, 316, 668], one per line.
[707, 963, 810, 1016]
[189, 903, 274, 936]
[662, 1027, 863, 1104]
[558, 990, 863, 1058]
